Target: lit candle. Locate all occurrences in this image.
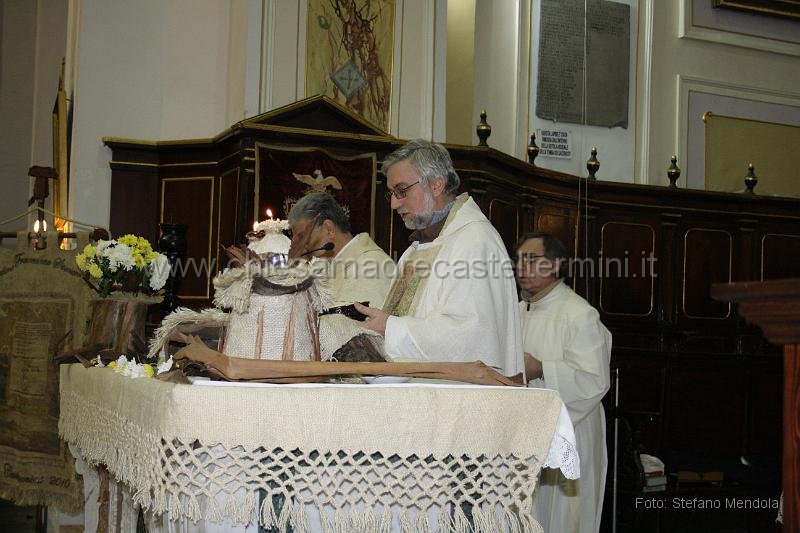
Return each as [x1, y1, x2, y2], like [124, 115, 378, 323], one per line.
[266, 208, 273, 220]
[34, 220, 40, 232]
[253, 221, 258, 231]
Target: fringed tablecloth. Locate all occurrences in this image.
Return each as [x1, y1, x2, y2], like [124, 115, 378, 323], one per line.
[59, 364, 576, 533]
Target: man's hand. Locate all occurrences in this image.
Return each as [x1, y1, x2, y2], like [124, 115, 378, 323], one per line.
[354, 302, 388, 336]
[524, 352, 543, 380]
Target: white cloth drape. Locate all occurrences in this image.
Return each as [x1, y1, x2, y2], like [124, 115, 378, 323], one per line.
[61, 366, 575, 532]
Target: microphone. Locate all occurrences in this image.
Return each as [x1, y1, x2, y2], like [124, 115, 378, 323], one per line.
[302, 242, 334, 256]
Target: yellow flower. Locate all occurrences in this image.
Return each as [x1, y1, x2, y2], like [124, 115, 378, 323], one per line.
[131, 249, 146, 268]
[88, 264, 103, 279]
[142, 364, 155, 378]
[76, 253, 87, 270]
[108, 360, 117, 369]
[138, 237, 153, 253]
[83, 244, 96, 258]
[118, 234, 139, 247]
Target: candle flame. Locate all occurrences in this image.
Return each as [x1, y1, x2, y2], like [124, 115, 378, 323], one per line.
[34, 220, 40, 232]
[266, 208, 273, 219]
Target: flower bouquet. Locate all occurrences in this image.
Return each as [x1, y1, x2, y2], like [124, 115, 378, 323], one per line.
[76, 234, 170, 297]
[74, 235, 171, 357]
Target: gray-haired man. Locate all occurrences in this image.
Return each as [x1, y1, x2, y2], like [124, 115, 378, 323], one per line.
[288, 192, 393, 309]
[356, 139, 524, 377]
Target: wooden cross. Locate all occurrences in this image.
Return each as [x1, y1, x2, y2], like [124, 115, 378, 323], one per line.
[28, 165, 59, 210]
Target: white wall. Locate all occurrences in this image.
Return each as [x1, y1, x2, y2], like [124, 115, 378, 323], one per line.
[0, 0, 69, 230]
[527, 0, 638, 182]
[248, 0, 443, 140]
[445, 0, 476, 146]
[31, 1, 69, 177]
[8, 0, 796, 237]
[0, 0, 37, 228]
[472, 0, 530, 157]
[68, 0, 247, 229]
[642, 0, 800, 187]
[467, 0, 638, 181]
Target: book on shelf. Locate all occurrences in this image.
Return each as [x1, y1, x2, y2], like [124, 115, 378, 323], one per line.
[640, 453, 665, 477]
[645, 474, 668, 487]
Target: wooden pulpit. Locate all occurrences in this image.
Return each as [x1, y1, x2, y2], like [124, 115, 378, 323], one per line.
[712, 279, 800, 531]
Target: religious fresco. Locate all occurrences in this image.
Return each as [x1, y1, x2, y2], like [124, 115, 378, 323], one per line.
[305, 0, 395, 132]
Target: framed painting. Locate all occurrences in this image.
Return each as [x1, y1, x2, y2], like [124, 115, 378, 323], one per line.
[305, 0, 395, 132]
[713, 0, 800, 21]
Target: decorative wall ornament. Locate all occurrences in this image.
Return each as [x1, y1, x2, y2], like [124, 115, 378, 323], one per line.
[255, 144, 376, 238]
[305, 0, 395, 131]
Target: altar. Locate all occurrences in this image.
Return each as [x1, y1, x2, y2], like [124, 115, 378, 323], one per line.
[59, 364, 577, 533]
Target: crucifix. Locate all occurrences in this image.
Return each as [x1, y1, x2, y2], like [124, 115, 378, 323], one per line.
[28, 165, 59, 219]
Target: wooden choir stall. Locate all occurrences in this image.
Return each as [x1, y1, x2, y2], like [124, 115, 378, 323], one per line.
[101, 96, 800, 532]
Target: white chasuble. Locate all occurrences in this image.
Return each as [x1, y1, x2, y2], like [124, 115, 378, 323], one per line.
[319, 232, 394, 308]
[382, 194, 524, 376]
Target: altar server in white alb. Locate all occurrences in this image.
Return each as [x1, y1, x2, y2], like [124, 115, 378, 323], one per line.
[355, 139, 524, 376]
[515, 232, 611, 533]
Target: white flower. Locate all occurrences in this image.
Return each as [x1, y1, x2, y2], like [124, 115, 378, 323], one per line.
[157, 356, 174, 375]
[148, 254, 171, 290]
[105, 243, 136, 272]
[254, 219, 289, 233]
[123, 363, 147, 378]
[248, 233, 290, 256]
[111, 355, 129, 375]
[95, 239, 117, 254]
[111, 355, 153, 378]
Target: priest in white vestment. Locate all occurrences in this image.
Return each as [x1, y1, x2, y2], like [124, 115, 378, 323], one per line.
[288, 192, 393, 308]
[356, 139, 524, 376]
[515, 232, 611, 533]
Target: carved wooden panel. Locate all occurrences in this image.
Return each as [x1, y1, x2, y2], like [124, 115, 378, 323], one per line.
[665, 361, 745, 455]
[599, 222, 656, 317]
[109, 168, 160, 245]
[762, 233, 800, 280]
[617, 359, 664, 414]
[216, 169, 240, 269]
[535, 211, 574, 254]
[161, 177, 215, 300]
[682, 228, 732, 320]
[488, 197, 520, 253]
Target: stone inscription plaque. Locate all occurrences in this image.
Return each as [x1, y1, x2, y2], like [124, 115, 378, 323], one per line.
[537, 0, 630, 128]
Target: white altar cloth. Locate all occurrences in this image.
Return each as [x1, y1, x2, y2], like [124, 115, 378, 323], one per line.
[59, 365, 577, 533]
